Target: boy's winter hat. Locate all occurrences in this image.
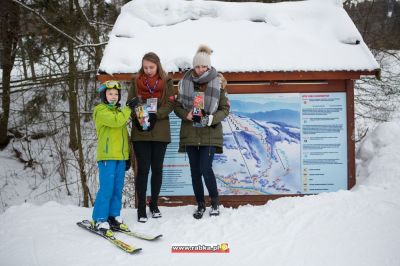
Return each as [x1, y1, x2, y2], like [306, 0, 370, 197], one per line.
[192, 45, 213, 68]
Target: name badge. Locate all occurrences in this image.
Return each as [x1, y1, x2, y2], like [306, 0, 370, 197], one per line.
[146, 98, 158, 113]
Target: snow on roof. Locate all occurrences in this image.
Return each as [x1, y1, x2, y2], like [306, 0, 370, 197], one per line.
[99, 0, 379, 75]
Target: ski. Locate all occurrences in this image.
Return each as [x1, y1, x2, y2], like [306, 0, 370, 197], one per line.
[77, 220, 142, 254]
[111, 227, 163, 241]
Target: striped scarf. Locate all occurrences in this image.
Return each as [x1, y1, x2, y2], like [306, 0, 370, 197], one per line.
[178, 67, 220, 114]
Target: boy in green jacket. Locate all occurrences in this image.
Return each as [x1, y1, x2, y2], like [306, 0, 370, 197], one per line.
[91, 80, 132, 235]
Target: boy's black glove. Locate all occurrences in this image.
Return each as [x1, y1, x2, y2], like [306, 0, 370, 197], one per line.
[126, 97, 140, 111]
[125, 158, 131, 171]
[133, 114, 156, 131]
[133, 118, 145, 131]
[148, 113, 157, 131]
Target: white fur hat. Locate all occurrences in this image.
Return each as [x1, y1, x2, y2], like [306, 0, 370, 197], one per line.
[192, 45, 213, 68]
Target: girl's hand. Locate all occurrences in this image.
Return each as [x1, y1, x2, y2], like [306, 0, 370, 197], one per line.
[186, 110, 193, 121]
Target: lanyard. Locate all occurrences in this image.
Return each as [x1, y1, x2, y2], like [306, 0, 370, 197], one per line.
[145, 77, 159, 97]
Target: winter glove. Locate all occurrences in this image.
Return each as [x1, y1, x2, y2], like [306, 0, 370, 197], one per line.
[125, 158, 131, 171]
[126, 97, 140, 111]
[147, 113, 157, 131]
[201, 114, 214, 127]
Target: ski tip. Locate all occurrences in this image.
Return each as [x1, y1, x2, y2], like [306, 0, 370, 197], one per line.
[130, 248, 143, 254]
[77, 220, 91, 226]
[138, 234, 163, 241]
[143, 234, 162, 241]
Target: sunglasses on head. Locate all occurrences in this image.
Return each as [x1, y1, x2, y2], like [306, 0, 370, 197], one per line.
[98, 80, 122, 92]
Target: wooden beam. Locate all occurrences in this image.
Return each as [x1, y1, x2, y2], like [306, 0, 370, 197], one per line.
[207, 71, 379, 81]
[225, 80, 345, 93]
[97, 73, 133, 82]
[97, 70, 379, 82]
[155, 195, 306, 208]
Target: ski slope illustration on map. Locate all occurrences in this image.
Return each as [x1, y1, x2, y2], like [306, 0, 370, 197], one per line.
[214, 94, 302, 195]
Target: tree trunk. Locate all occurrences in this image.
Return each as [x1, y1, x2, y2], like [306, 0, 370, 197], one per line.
[27, 41, 37, 80]
[75, 79, 92, 206]
[18, 38, 28, 79]
[66, 0, 89, 206]
[0, 0, 19, 148]
[67, 0, 78, 152]
[67, 42, 79, 151]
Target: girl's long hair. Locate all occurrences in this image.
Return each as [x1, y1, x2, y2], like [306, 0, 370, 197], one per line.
[137, 52, 170, 104]
[138, 52, 168, 81]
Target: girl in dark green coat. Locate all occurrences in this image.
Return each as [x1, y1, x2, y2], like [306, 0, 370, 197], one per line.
[128, 52, 175, 223]
[174, 45, 230, 219]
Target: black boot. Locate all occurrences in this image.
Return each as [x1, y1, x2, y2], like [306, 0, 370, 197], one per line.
[209, 197, 220, 216]
[108, 216, 129, 231]
[149, 201, 162, 218]
[137, 206, 148, 223]
[193, 202, 206, 219]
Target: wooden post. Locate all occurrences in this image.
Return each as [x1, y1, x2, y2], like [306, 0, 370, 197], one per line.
[346, 79, 356, 189]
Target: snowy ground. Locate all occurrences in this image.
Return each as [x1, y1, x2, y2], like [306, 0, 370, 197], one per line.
[1, 119, 400, 266]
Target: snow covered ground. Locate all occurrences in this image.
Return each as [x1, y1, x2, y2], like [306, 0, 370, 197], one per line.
[1, 118, 400, 266]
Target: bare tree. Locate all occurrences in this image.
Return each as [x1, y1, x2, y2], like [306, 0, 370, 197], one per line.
[0, 0, 20, 148]
[2, 0, 112, 206]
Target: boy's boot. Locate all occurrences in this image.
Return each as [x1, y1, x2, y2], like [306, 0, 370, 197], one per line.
[91, 220, 114, 237]
[108, 216, 129, 231]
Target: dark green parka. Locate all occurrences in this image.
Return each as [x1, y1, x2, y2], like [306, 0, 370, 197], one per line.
[174, 75, 230, 154]
[128, 76, 175, 143]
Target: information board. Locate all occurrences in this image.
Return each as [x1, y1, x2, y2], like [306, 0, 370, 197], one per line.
[153, 92, 348, 196]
